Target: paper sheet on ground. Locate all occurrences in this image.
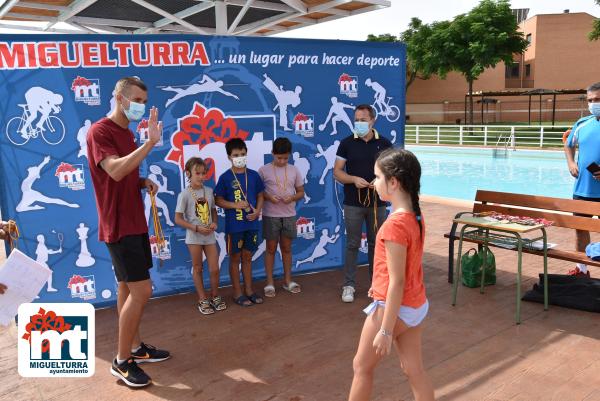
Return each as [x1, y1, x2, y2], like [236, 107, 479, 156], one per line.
[0, 249, 51, 326]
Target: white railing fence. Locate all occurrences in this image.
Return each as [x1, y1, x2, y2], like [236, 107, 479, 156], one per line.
[404, 125, 571, 148]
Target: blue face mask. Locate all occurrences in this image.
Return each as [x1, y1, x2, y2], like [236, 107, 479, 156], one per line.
[123, 97, 146, 121]
[589, 102, 600, 118]
[354, 121, 370, 137]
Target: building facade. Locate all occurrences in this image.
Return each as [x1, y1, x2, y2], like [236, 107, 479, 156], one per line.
[406, 12, 600, 124]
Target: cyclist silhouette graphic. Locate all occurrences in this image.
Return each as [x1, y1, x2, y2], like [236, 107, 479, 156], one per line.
[20, 87, 63, 138]
[6, 87, 65, 146]
[365, 78, 400, 122]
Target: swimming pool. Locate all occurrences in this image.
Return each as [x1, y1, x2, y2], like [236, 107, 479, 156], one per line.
[407, 145, 574, 201]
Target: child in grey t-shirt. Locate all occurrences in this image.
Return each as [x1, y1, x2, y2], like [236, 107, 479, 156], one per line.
[175, 157, 226, 315]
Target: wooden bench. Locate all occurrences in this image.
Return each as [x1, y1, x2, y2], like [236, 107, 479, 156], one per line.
[445, 190, 600, 283]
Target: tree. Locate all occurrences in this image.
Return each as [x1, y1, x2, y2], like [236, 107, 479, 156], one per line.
[368, 20, 447, 92]
[399, 18, 437, 89]
[366, 33, 397, 43]
[590, 0, 600, 40]
[366, 33, 412, 89]
[435, 0, 529, 124]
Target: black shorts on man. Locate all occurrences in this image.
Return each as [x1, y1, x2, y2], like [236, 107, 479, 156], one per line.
[106, 233, 153, 282]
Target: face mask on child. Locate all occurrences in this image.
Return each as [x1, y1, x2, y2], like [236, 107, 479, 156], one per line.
[589, 102, 600, 118]
[232, 156, 247, 168]
[354, 121, 370, 137]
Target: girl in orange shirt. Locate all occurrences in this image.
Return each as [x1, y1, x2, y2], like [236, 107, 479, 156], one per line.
[349, 148, 434, 401]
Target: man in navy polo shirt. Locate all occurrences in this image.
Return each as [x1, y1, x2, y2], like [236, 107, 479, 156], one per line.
[565, 81, 600, 278]
[334, 104, 392, 302]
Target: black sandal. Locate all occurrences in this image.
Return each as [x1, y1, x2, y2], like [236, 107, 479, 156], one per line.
[247, 292, 264, 304]
[197, 299, 215, 315]
[234, 295, 253, 307]
[211, 296, 227, 311]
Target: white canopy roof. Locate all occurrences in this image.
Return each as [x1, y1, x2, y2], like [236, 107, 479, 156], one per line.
[0, 0, 391, 35]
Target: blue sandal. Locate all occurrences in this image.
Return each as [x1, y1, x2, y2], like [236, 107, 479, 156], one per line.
[247, 293, 264, 304]
[234, 295, 252, 307]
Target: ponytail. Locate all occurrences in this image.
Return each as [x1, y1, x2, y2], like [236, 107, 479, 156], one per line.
[410, 188, 423, 239]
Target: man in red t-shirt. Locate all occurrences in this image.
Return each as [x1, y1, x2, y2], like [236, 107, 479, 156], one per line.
[87, 77, 169, 388]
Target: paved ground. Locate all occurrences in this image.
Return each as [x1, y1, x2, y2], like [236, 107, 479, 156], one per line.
[1, 199, 599, 401]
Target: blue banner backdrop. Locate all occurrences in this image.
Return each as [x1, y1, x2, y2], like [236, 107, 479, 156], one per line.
[0, 34, 405, 307]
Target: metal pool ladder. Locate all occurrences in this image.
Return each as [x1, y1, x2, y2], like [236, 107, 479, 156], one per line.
[493, 132, 514, 158]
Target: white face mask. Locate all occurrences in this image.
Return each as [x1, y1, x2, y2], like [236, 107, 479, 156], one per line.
[122, 96, 146, 121]
[232, 156, 247, 168]
[589, 102, 600, 118]
[354, 121, 370, 137]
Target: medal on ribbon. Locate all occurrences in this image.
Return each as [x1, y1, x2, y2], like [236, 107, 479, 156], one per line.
[231, 168, 253, 214]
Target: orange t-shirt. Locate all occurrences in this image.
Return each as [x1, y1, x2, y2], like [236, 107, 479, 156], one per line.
[371, 212, 427, 308]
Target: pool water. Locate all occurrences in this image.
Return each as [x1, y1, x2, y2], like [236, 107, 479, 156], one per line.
[407, 145, 574, 201]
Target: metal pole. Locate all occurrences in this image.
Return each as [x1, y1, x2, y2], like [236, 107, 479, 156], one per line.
[551, 93, 557, 127]
[481, 96, 484, 125]
[539, 94, 542, 126]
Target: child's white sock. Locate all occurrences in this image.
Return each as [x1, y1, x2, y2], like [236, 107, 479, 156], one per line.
[116, 357, 127, 364]
[576, 263, 588, 273]
[131, 345, 141, 353]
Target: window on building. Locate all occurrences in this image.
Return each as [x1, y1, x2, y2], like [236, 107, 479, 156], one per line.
[505, 62, 520, 78]
[526, 33, 532, 43]
[525, 64, 531, 77]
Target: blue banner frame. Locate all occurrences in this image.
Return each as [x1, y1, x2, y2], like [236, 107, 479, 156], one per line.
[0, 34, 405, 307]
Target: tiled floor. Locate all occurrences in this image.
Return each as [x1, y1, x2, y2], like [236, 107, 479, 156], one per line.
[1, 199, 599, 401]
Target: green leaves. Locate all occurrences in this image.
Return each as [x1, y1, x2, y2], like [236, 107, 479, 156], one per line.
[366, 33, 398, 43]
[443, 0, 528, 79]
[445, 0, 529, 122]
[591, 1, 600, 40]
[367, 0, 531, 123]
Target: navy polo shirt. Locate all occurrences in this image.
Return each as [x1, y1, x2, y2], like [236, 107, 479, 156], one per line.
[336, 130, 392, 207]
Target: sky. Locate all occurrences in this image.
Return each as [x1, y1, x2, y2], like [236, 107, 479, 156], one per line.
[275, 0, 600, 41]
[0, 0, 597, 36]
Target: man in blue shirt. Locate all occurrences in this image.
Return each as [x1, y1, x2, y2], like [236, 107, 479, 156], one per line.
[215, 138, 265, 306]
[564, 81, 600, 277]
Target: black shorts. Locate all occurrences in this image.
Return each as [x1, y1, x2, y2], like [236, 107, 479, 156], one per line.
[106, 233, 153, 282]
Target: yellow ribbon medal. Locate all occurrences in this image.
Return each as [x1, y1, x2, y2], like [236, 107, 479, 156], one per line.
[231, 168, 253, 213]
[6, 220, 20, 253]
[149, 192, 166, 266]
[272, 163, 288, 198]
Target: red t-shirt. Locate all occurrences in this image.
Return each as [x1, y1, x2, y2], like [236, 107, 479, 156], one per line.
[87, 118, 148, 243]
[371, 212, 427, 308]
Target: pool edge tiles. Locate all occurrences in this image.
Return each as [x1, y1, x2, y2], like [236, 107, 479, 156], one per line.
[420, 195, 474, 208]
[407, 145, 565, 160]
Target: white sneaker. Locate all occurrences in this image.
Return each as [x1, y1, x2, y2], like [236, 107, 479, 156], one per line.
[341, 286, 355, 303]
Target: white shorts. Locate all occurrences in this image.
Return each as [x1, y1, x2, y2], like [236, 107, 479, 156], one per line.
[363, 299, 429, 327]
